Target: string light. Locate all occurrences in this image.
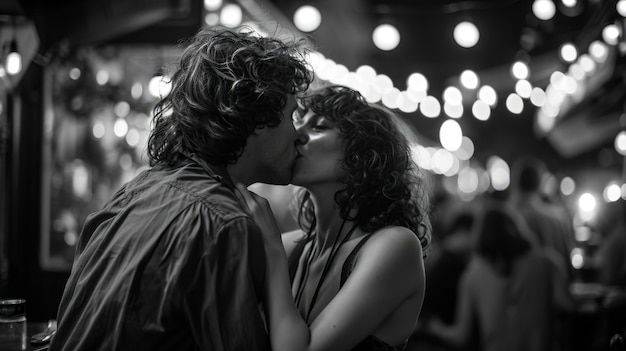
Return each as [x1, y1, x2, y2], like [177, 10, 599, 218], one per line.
[203, 0, 223, 11]
[6, 22, 22, 76]
[407, 72, 428, 92]
[443, 86, 463, 105]
[477, 85, 497, 106]
[511, 61, 530, 80]
[602, 23, 621, 45]
[615, 130, 626, 156]
[604, 183, 622, 202]
[6, 39, 22, 75]
[472, 99, 491, 120]
[420, 96, 441, 118]
[453, 21, 480, 48]
[578, 192, 597, 212]
[440, 119, 463, 152]
[459, 70, 479, 89]
[532, 0, 556, 20]
[372, 24, 400, 51]
[559, 43, 578, 62]
[220, 3, 242, 27]
[505, 93, 524, 114]
[444, 101, 464, 118]
[515, 79, 532, 98]
[294, 5, 321, 32]
[560, 177, 575, 196]
[562, 0, 577, 8]
[617, 0, 626, 17]
[530, 87, 547, 106]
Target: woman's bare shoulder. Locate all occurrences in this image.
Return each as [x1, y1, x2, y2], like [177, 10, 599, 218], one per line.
[356, 225, 424, 271]
[348, 225, 426, 303]
[367, 226, 422, 252]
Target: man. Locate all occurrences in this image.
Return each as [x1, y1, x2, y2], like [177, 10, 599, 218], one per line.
[49, 26, 312, 351]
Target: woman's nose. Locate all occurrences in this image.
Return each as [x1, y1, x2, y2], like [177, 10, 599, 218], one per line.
[294, 125, 308, 145]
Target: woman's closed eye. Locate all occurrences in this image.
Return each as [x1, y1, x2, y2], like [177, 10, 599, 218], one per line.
[312, 124, 330, 131]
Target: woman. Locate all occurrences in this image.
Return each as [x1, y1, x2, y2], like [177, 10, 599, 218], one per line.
[426, 202, 574, 351]
[240, 85, 431, 351]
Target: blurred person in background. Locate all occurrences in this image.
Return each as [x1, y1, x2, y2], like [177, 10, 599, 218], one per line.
[49, 26, 312, 351]
[239, 85, 432, 351]
[425, 202, 574, 351]
[421, 211, 475, 325]
[589, 200, 626, 350]
[508, 156, 576, 282]
[593, 200, 626, 287]
[412, 210, 476, 351]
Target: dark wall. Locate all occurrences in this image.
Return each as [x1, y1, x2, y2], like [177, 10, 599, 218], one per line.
[19, 0, 201, 49]
[3, 63, 69, 322]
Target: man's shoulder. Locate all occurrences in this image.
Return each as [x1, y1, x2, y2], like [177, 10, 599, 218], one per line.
[144, 165, 248, 220]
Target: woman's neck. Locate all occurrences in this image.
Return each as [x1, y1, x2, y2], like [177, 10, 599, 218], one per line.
[307, 185, 354, 253]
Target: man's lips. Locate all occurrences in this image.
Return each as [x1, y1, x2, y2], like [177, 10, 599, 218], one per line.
[290, 152, 302, 174]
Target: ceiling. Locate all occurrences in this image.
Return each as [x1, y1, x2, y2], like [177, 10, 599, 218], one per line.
[1, 0, 625, 177]
[266, 0, 626, 176]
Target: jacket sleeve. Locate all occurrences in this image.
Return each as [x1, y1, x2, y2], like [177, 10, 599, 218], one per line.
[179, 212, 270, 351]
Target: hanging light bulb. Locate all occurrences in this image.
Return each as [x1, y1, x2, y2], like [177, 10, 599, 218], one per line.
[293, 5, 322, 32]
[6, 39, 22, 76]
[615, 130, 626, 156]
[532, 0, 556, 20]
[453, 21, 480, 48]
[372, 24, 400, 51]
[617, 0, 626, 17]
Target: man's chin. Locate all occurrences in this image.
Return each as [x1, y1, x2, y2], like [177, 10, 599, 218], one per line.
[269, 179, 290, 186]
[258, 172, 291, 186]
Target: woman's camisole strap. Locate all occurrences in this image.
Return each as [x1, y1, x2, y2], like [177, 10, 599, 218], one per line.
[287, 234, 373, 286]
[340, 233, 374, 287]
[288, 239, 309, 284]
[344, 234, 409, 351]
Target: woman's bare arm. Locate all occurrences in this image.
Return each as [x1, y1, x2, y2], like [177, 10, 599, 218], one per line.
[238, 185, 425, 351]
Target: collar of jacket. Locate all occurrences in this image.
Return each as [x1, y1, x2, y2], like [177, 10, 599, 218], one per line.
[180, 152, 236, 190]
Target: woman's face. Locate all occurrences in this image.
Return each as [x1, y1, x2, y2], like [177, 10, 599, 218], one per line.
[291, 110, 346, 187]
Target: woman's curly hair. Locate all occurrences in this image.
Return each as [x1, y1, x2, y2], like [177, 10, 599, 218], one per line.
[295, 85, 431, 255]
[148, 26, 313, 166]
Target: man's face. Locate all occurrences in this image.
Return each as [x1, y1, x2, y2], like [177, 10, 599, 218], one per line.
[245, 95, 300, 185]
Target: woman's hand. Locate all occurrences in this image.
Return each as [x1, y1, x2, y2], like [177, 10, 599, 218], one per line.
[236, 183, 312, 351]
[235, 183, 283, 245]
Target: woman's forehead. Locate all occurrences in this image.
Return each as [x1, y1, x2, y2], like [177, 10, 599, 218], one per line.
[294, 109, 319, 123]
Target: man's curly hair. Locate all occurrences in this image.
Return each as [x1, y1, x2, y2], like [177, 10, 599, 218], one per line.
[148, 26, 312, 166]
[294, 85, 431, 255]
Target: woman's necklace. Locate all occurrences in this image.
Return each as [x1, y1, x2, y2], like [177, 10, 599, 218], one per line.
[294, 219, 358, 324]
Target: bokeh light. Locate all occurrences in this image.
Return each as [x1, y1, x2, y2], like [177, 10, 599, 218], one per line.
[294, 5, 322, 32]
[372, 24, 400, 51]
[533, 0, 556, 20]
[453, 21, 480, 48]
[440, 119, 463, 151]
